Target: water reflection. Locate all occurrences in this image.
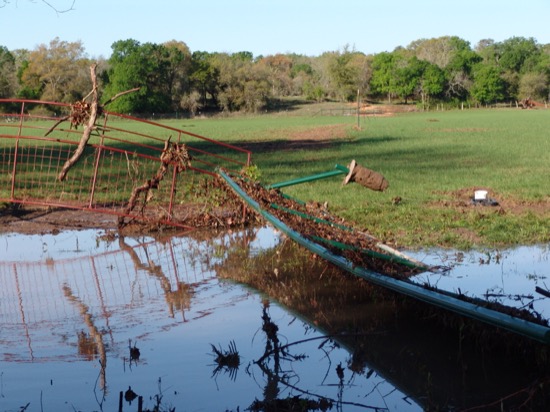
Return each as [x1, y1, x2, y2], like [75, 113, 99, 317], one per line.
[409, 245, 550, 317]
[0, 227, 549, 411]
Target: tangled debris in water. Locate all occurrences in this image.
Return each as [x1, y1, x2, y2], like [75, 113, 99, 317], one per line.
[222, 172, 422, 278]
[210, 340, 240, 381]
[219, 172, 550, 328]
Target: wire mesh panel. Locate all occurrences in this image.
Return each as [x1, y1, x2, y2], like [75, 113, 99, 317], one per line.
[0, 99, 252, 227]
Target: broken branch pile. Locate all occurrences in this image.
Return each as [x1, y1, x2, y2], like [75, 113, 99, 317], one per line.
[119, 140, 191, 226]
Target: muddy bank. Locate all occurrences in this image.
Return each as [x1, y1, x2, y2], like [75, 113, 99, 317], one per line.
[0, 206, 117, 235]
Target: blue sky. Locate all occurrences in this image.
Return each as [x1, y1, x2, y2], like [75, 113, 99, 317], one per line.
[2, 0, 550, 58]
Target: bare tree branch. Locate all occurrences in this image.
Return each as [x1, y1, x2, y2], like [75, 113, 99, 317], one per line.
[1, 0, 76, 13]
[103, 87, 141, 107]
[41, 0, 75, 14]
[53, 64, 139, 180]
[58, 63, 99, 181]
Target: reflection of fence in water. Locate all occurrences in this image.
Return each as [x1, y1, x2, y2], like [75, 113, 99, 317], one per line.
[0, 233, 225, 361]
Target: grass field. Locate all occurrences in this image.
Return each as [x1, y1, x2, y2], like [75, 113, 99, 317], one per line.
[160, 106, 550, 249]
[2, 104, 548, 249]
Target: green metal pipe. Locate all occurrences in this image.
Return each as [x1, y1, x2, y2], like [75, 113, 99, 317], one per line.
[267, 164, 349, 189]
[309, 235, 425, 270]
[270, 203, 352, 232]
[219, 169, 550, 344]
[270, 203, 430, 270]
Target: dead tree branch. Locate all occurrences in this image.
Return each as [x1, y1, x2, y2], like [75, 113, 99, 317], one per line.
[103, 87, 140, 107]
[1, 0, 75, 13]
[58, 64, 99, 181]
[55, 65, 139, 181]
[118, 141, 191, 227]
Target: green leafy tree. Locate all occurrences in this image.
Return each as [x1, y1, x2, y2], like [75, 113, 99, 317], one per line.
[19, 37, 91, 103]
[394, 56, 424, 103]
[487, 37, 543, 100]
[471, 65, 505, 105]
[103, 40, 173, 113]
[408, 36, 481, 103]
[370, 52, 397, 102]
[444, 48, 481, 101]
[370, 50, 424, 103]
[189, 51, 220, 108]
[0, 46, 17, 98]
[496, 37, 540, 73]
[418, 61, 446, 108]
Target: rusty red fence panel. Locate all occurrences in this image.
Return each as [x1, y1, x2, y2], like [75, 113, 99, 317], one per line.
[0, 99, 252, 228]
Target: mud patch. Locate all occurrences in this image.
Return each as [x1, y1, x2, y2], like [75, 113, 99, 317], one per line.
[431, 187, 549, 216]
[424, 127, 492, 133]
[240, 124, 349, 153]
[0, 206, 117, 235]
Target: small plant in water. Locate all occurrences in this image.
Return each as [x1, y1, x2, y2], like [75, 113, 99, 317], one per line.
[129, 339, 140, 361]
[210, 340, 240, 380]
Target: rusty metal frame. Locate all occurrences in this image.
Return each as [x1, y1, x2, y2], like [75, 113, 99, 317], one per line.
[0, 99, 252, 229]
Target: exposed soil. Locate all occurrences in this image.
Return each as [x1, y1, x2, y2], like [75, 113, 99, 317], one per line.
[238, 124, 349, 153]
[431, 186, 550, 216]
[0, 206, 118, 235]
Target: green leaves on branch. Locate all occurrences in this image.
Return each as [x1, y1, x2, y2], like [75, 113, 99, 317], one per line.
[3, 35, 550, 113]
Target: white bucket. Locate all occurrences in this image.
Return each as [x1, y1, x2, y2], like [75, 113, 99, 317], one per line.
[474, 190, 488, 200]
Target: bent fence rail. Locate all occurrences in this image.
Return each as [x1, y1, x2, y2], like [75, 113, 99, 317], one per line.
[0, 99, 252, 229]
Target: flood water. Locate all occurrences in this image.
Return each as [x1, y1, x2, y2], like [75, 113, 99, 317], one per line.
[1, 227, 549, 411]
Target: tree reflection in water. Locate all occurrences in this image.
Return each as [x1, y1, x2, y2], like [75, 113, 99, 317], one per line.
[215, 227, 550, 411]
[2, 227, 550, 411]
[63, 284, 108, 408]
[241, 300, 389, 412]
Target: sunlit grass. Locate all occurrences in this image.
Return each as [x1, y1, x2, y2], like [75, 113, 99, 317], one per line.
[2, 107, 549, 248]
[161, 108, 549, 249]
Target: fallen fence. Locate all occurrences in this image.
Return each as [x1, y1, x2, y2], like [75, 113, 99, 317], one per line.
[0, 99, 252, 229]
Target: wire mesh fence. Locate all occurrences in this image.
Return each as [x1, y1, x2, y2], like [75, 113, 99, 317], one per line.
[0, 99, 252, 228]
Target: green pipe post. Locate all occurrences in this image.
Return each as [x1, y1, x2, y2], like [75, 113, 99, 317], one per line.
[267, 164, 350, 189]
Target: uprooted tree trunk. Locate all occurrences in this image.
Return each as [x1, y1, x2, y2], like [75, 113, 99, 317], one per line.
[55, 64, 139, 181]
[58, 64, 100, 182]
[343, 160, 389, 191]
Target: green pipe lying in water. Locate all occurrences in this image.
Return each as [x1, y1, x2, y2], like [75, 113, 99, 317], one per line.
[219, 169, 550, 344]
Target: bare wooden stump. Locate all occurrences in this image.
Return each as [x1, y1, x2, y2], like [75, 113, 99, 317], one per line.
[343, 160, 389, 191]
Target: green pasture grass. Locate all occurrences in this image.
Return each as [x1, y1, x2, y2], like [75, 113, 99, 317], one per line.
[2, 107, 548, 249]
[163, 108, 549, 249]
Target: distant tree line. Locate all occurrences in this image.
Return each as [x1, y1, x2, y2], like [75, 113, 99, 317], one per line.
[1, 35, 549, 115]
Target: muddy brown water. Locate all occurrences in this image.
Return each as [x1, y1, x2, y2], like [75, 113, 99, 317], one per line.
[1, 227, 549, 411]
